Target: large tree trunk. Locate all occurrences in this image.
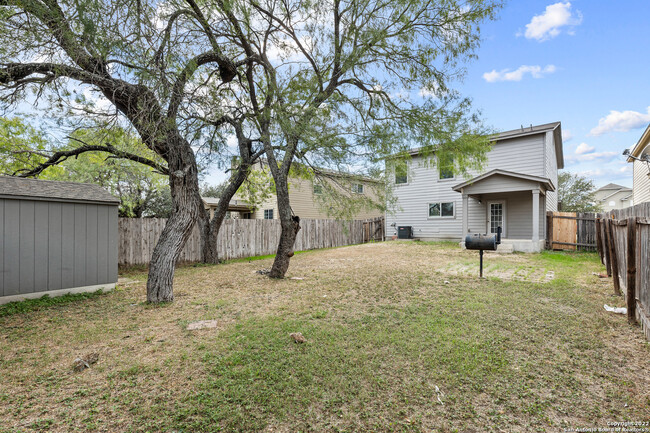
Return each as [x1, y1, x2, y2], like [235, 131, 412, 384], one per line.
[146, 137, 200, 302]
[201, 165, 250, 263]
[269, 177, 301, 278]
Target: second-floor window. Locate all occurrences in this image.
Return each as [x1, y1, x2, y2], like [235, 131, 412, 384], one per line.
[264, 209, 274, 219]
[313, 183, 323, 195]
[351, 183, 364, 194]
[395, 161, 408, 184]
[438, 154, 454, 180]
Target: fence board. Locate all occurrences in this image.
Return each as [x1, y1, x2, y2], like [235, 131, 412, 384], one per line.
[118, 216, 384, 266]
[599, 202, 650, 342]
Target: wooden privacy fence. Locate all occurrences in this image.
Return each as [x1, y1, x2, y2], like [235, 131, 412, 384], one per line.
[595, 202, 650, 342]
[546, 211, 597, 251]
[119, 216, 385, 266]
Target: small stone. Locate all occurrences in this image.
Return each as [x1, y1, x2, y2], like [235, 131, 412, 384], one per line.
[289, 332, 307, 344]
[187, 320, 220, 330]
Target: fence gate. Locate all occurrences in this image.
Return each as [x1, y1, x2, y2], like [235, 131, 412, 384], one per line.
[546, 211, 597, 251]
[362, 217, 385, 243]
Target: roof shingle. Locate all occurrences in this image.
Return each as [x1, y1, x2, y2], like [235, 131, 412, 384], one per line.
[0, 176, 120, 204]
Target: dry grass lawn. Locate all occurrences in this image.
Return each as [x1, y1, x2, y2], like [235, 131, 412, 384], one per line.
[1, 241, 649, 432]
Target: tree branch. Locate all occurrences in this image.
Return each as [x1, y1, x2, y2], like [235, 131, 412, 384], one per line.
[14, 137, 169, 178]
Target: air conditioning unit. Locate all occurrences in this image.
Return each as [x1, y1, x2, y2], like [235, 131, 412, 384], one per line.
[397, 226, 412, 239]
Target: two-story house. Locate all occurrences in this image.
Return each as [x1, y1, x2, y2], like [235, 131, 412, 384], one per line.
[626, 124, 650, 204]
[386, 122, 564, 252]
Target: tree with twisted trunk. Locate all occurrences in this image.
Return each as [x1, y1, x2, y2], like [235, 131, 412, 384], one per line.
[0, 0, 266, 301]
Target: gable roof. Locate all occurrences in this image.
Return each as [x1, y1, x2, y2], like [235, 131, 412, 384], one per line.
[627, 123, 650, 161]
[402, 121, 564, 169]
[451, 169, 556, 192]
[597, 183, 630, 191]
[0, 176, 120, 205]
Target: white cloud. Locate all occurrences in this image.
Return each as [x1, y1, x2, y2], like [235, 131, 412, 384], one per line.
[523, 2, 583, 41]
[589, 106, 650, 136]
[561, 129, 573, 142]
[482, 65, 556, 83]
[566, 150, 618, 163]
[575, 142, 594, 155]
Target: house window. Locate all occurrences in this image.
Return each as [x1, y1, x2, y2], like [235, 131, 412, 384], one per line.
[264, 209, 274, 219]
[395, 161, 408, 184]
[438, 154, 454, 180]
[313, 183, 323, 195]
[428, 202, 455, 218]
[351, 183, 364, 194]
[608, 201, 615, 207]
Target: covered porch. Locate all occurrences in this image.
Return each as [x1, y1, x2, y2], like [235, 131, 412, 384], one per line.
[453, 169, 556, 253]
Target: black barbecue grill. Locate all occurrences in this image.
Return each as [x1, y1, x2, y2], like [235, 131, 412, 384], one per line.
[465, 227, 502, 278]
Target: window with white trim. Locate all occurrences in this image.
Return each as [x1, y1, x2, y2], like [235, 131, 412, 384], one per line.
[351, 183, 364, 194]
[428, 201, 455, 218]
[438, 154, 454, 180]
[313, 183, 323, 195]
[394, 161, 408, 184]
[264, 209, 274, 219]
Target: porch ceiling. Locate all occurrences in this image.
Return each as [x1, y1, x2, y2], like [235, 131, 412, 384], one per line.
[452, 169, 555, 198]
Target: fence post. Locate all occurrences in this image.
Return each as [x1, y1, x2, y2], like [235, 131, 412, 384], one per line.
[546, 211, 553, 250]
[595, 217, 603, 263]
[606, 218, 622, 296]
[627, 217, 637, 325]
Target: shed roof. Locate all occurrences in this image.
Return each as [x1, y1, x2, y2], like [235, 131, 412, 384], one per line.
[0, 176, 120, 205]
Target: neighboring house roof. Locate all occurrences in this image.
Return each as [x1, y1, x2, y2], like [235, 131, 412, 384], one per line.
[201, 196, 253, 212]
[594, 184, 633, 202]
[401, 121, 564, 170]
[451, 169, 556, 193]
[0, 176, 120, 205]
[627, 123, 650, 161]
[597, 183, 630, 191]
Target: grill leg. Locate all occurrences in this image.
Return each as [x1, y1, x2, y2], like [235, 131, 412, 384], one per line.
[480, 249, 484, 278]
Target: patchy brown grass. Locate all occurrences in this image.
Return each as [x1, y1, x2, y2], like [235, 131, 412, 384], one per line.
[0, 241, 648, 433]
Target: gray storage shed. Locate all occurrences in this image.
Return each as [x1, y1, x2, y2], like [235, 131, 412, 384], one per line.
[0, 176, 119, 304]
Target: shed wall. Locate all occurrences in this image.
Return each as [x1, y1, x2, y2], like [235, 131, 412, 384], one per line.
[1, 198, 118, 298]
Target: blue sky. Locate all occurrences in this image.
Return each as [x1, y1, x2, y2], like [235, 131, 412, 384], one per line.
[204, 1, 649, 188]
[459, 0, 650, 188]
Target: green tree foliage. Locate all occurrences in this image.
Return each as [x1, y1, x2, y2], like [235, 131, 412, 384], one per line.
[50, 129, 172, 218]
[0, 117, 60, 177]
[557, 171, 601, 212]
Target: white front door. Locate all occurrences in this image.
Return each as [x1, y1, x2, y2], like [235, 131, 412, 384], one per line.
[487, 201, 506, 235]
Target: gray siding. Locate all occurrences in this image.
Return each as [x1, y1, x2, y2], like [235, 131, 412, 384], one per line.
[544, 131, 559, 213]
[386, 132, 548, 240]
[1, 198, 118, 298]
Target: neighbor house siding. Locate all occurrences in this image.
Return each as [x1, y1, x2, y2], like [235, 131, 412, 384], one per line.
[1, 199, 118, 297]
[237, 162, 383, 220]
[633, 159, 650, 204]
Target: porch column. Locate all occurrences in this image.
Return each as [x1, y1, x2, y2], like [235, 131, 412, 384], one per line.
[462, 193, 469, 236]
[532, 189, 540, 243]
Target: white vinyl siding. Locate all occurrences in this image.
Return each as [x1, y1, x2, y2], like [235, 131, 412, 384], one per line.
[633, 159, 650, 204]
